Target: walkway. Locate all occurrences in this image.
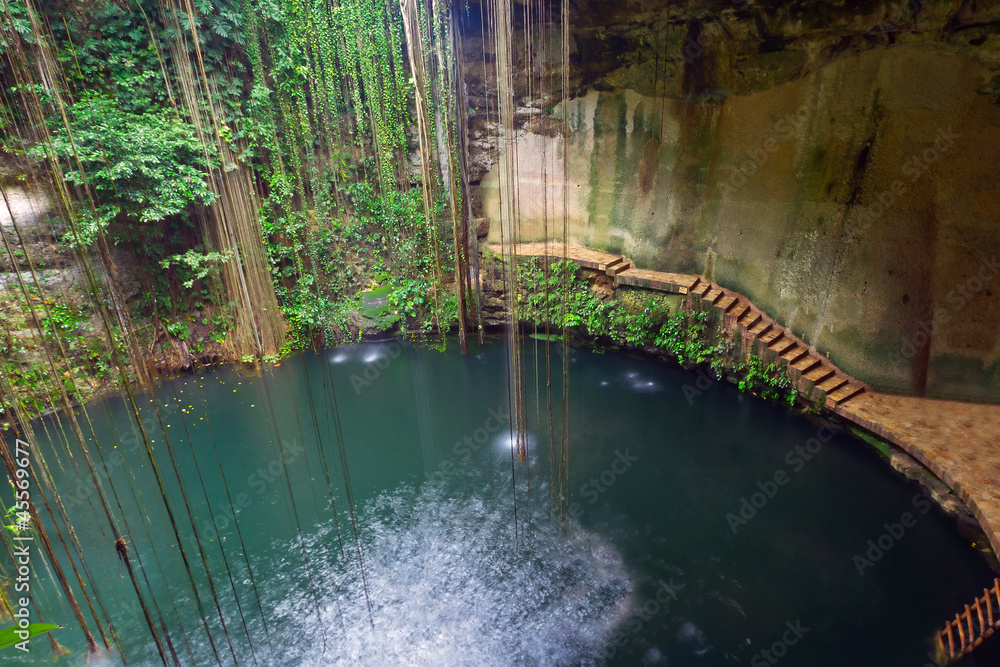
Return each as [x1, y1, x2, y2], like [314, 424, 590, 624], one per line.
[494, 242, 1000, 556]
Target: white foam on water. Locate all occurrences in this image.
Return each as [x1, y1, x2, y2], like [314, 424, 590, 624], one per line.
[262, 480, 633, 666]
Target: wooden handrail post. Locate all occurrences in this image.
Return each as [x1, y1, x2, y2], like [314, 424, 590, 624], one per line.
[986, 587, 994, 627]
[933, 578, 1000, 662]
[966, 606, 976, 646]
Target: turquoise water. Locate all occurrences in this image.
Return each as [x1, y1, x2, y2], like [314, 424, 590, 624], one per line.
[3, 338, 997, 665]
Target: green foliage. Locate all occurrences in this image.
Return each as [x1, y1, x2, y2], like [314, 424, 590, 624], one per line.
[209, 310, 235, 344]
[518, 259, 716, 363]
[388, 278, 430, 322]
[277, 282, 353, 347]
[32, 93, 218, 246]
[3, 0, 465, 369]
[164, 321, 190, 341]
[518, 258, 797, 406]
[0, 1, 32, 56]
[439, 295, 459, 331]
[3, 494, 31, 537]
[160, 250, 234, 289]
[735, 351, 793, 402]
[240, 0, 461, 346]
[39, 302, 88, 349]
[358, 286, 399, 331]
[268, 180, 454, 344]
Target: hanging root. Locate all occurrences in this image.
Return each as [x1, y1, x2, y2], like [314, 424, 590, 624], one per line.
[48, 634, 71, 658]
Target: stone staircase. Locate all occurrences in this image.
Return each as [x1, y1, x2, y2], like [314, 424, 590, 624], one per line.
[684, 275, 867, 410]
[493, 242, 868, 411]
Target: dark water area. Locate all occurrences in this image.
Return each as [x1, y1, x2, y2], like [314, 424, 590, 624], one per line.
[4, 338, 998, 666]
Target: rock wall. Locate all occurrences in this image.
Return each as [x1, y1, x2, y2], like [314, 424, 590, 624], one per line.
[468, 0, 1000, 402]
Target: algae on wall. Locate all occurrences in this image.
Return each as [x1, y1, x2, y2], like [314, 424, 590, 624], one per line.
[479, 39, 1000, 403]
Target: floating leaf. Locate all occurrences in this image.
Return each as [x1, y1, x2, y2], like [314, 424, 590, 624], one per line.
[0, 623, 61, 651]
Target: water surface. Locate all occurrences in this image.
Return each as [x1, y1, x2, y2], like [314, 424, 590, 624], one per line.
[5, 338, 997, 666]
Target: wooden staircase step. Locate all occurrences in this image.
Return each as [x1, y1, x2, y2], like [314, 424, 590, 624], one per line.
[826, 383, 865, 407]
[758, 327, 783, 344]
[499, 242, 900, 426]
[740, 310, 762, 330]
[702, 288, 724, 305]
[605, 257, 631, 276]
[804, 365, 835, 384]
[729, 303, 749, 321]
[770, 338, 796, 355]
[716, 294, 738, 312]
[690, 280, 711, 297]
[793, 356, 823, 374]
[936, 579, 1000, 662]
[817, 375, 847, 394]
[781, 346, 809, 365]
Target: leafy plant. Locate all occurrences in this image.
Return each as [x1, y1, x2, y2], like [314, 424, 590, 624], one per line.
[2, 495, 30, 537]
[0, 623, 60, 651]
[32, 92, 218, 247]
[160, 250, 234, 289]
[517, 257, 797, 406]
[735, 351, 793, 401]
[164, 321, 190, 341]
[39, 303, 88, 349]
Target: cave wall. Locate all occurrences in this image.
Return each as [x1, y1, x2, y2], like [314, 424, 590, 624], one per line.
[469, 0, 1000, 403]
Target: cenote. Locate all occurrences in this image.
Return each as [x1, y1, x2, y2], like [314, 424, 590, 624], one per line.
[4, 1, 1000, 661]
[6, 339, 998, 666]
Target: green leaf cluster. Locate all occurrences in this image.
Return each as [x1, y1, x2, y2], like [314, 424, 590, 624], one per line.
[517, 259, 797, 405]
[33, 93, 218, 245]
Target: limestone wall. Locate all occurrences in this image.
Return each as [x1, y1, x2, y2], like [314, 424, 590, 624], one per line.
[480, 44, 1000, 402]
